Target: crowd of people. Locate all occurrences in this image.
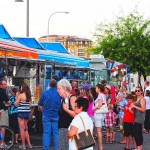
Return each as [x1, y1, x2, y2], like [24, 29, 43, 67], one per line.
[0, 78, 150, 150]
[38, 79, 150, 150]
[0, 78, 32, 149]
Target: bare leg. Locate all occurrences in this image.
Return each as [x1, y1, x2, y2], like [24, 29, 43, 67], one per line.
[1, 128, 5, 144]
[96, 127, 103, 150]
[132, 136, 137, 149]
[137, 145, 142, 150]
[109, 133, 113, 143]
[24, 120, 31, 147]
[93, 123, 97, 137]
[105, 132, 108, 142]
[18, 118, 26, 147]
[112, 131, 115, 141]
[125, 136, 130, 149]
[15, 133, 19, 142]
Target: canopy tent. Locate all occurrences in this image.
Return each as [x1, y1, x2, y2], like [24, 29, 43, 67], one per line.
[40, 42, 69, 53]
[0, 38, 38, 59]
[0, 24, 38, 59]
[0, 24, 12, 40]
[14, 37, 89, 67]
[14, 37, 45, 50]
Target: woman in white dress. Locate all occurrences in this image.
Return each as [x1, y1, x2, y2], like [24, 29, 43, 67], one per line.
[93, 84, 106, 150]
[67, 97, 94, 150]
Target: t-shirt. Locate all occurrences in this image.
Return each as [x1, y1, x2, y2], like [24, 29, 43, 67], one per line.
[123, 103, 134, 123]
[83, 96, 93, 118]
[68, 112, 93, 150]
[94, 93, 107, 119]
[0, 88, 9, 110]
[8, 96, 18, 115]
[118, 98, 127, 118]
[94, 93, 106, 105]
[38, 87, 61, 121]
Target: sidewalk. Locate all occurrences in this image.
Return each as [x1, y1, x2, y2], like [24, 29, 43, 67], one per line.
[12, 130, 150, 150]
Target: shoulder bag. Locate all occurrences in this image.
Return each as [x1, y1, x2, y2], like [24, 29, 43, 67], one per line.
[95, 103, 108, 114]
[73, 116, 95, 150]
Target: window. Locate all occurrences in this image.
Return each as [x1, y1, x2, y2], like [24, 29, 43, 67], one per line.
[78, 53, 84, 56]
[46, 67, 52, 79]
[78, 49, 84, 53]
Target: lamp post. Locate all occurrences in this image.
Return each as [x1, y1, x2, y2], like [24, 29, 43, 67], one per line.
[47, 11, 69, 42]
[15, 0, 29, 37]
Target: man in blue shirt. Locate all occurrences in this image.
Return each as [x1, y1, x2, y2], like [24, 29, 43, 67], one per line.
[38, 79, 61, 150]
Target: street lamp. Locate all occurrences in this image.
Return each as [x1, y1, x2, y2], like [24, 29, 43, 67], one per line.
[15, 0, 29, 37]
[47, 11, 69, 41]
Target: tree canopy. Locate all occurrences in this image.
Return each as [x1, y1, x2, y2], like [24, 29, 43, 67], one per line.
[90, 12, 150, 80]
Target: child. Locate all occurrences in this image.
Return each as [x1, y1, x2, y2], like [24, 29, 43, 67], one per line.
[116, 93, 127, 129]
[104, 104, 116, 143]
[8, 88, 19, 144]
[123, 94, 137, 150]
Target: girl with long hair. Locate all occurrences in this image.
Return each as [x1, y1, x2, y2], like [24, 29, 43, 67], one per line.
[80, 84, 94, 118]
[131, 86, 146, 150]
[14, 83, 32, 149]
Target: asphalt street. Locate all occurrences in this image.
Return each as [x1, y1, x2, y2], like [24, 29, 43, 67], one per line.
[12, 129, 150, 150]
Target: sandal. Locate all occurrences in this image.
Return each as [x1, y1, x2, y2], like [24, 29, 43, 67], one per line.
[112, 140, 116, 143]
[97, 147, 103, 150]
[119, 140, 126, 144]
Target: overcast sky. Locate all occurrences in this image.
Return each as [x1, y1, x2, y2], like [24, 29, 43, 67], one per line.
[0, 0, 149, 40]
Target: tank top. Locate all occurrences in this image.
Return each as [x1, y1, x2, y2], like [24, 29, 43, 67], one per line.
[17, 101, 30, 113]
[134, 98, 145, 124]
[58, 95, 74, 128]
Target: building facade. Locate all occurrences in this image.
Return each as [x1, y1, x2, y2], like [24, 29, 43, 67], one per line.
[38, 35, 92, 58]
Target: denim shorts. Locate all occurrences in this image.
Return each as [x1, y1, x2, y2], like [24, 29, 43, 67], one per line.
[18, 112, 30, 120]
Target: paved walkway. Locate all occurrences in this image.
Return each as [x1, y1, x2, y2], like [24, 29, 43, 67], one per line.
[12, 129, 150, 150]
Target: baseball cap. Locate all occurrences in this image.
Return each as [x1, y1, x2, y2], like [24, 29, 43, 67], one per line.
[81, 84, 90, 91]
[105, 85, 111, 90]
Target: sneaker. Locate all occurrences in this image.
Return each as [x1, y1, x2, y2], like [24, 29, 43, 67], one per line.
[27, 145, 32, 149]
[15, 140, 18, 144]
[0, 143, 7, 148]
[8, 140, 13, 143]
[19, 145, 26, 149]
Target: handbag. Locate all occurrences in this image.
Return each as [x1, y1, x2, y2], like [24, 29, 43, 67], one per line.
[73, 116, 95, 150]
[95, 103, 108, 114]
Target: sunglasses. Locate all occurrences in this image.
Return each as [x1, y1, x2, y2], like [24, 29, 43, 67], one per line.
[135, 90, 141, 92]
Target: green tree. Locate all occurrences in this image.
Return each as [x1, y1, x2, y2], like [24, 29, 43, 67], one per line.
[90, 12, 150, 85]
